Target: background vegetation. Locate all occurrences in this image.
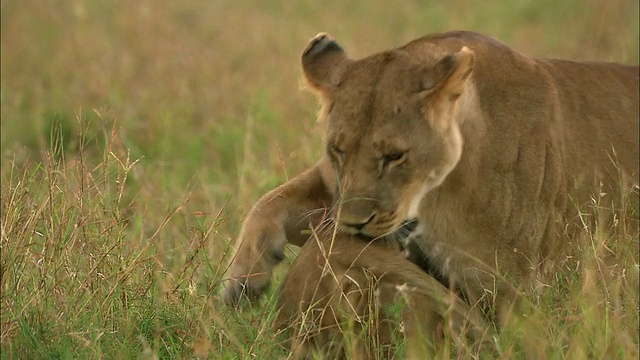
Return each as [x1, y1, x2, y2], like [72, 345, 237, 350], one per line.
[1, 0, 638, 358]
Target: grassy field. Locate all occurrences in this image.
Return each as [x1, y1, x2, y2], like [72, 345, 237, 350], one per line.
[1, 1, 638, 358]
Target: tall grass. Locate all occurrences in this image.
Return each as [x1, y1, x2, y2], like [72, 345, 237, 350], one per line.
[1, 0, 638, 358]
[0, 117, 292, 358]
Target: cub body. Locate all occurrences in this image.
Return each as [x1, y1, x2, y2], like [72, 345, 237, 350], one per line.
[275, 229, 490, 359]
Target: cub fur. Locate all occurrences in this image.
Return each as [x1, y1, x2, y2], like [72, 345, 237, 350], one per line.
[274, 228, 491, 359]
[222, 31, 639, 317]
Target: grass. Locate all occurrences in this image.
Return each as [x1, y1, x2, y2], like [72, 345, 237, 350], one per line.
[1, 0, 638, 358]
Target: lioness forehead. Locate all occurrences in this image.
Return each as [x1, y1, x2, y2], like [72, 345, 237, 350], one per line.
[327, 52, 427, 142]
[340, 51, 426, 94]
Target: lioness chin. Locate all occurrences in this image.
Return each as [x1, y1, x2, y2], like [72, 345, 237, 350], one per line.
[222, 31, 639, 321]
[274, 229, 492, 359]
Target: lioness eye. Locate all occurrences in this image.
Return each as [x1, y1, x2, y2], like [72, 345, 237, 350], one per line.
[329, 144, 345, 160]
[384, 152, 405, 163]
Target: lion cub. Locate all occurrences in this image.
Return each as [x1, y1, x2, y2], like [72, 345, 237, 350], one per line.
[274, 226, 491, 359]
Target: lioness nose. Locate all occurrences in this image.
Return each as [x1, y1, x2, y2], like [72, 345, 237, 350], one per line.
[341, 214, 375, 231]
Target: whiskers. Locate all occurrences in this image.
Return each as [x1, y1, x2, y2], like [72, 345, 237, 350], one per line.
[295, 200, 421, 254]
[297, 206, 339, 237]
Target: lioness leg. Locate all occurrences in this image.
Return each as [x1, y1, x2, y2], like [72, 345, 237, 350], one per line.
[222, 163, 332, 305]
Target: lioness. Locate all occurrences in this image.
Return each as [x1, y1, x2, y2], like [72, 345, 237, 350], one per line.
[223, 31, 639, 318]
[275, 227, 492, 359]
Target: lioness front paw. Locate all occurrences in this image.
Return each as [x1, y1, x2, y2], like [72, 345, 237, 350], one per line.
[221, 260, 273, 306]
[221, 215, 288, 306]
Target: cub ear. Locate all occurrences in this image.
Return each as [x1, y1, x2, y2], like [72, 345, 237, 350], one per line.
[420, 46, 474, 99]
[302, 33, 349, 92]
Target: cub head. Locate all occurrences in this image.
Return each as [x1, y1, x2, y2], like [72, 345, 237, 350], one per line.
[303, 33, 475, 238]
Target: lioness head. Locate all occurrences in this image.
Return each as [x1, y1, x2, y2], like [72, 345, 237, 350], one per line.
[303, 33, 475, 238]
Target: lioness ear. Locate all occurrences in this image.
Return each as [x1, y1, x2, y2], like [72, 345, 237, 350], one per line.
[302, 33, 349, 92]
[421, 46, 474, 99]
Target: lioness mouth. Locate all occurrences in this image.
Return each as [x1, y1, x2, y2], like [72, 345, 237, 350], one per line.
[353, 218, 419, 241]
[353, 218, 452, 289]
